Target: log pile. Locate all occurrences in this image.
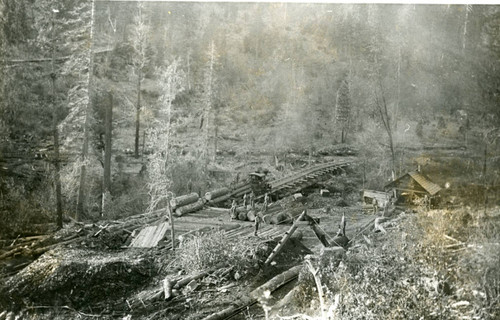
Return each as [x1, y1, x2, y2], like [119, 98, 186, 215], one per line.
[170, 193, 199, 209]
[205, 188, 230, 202]
[174, 198, 205, 216]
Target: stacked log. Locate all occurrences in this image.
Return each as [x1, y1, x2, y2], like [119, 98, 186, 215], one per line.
[170, 193, 199, 209]
[207, 194, 231, 205]
[204, 188, 230, 201]
[174, 198, 205, 217]
[246, 210, 256, 222]
[237, 211, 248, 221]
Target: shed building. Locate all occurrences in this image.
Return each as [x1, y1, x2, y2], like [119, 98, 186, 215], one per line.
[384, 171, 442, 206]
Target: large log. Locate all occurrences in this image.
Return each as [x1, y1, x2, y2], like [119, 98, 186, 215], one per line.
[246, 210, 256, 222]
[174, 198, 205, 216]
[173, 269, 214, 289]
[265, 211, 306, 265]
[270, 212, 292, 225]
[170, 193, 199, 209]
[251, 264, 302, 299]
[237, 211, 248, 221]
[201, 265, 302, 320]
[374, 217, 389, 234]
[208, 194, 231, 205]
[310, 224, 330, 247]
[205, 188, 230, 201]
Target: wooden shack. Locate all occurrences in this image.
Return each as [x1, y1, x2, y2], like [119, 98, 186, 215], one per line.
[384, 171, 442, 206]
[362, 190, 391, 208]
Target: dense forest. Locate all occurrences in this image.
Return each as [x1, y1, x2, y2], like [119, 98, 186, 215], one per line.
[1, 1, 499, 232]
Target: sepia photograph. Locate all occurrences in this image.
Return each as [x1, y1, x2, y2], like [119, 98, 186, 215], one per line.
[0, 1, 499, 319]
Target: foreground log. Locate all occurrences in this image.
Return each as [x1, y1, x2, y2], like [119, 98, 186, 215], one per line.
[173, 268, 215, 289]
[374, 217, 389, 234]
[265, 211, 306, 265]
[174, 198, 205, 216]
[130, 268, 216, 308]
[250, 265, 302, 299]
[309, 223, 330, 247]
[205, 188, 230, 201]
[170, 193, 199, 209]
[201, 265, 302, 320]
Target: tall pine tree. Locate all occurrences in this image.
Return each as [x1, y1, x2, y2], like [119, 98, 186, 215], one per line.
[335, 79, 351, 143]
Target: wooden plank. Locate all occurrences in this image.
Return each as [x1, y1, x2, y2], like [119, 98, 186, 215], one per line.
[129, 222, 169, 248]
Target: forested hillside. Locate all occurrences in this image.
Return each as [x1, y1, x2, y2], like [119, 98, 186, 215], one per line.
[1, 1, 499, 230]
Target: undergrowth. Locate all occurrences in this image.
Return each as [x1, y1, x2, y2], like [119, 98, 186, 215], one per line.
[176, 231, 268, 277]
[287, 207, 500, 320]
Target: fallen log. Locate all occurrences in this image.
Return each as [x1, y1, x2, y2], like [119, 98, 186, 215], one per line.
[269, 212, 292, 225]
[0, 235, 48, 247]
[174, 198, 205, 216]
[205, 188, 230, 201]
[130, 269, 215, 308]
[265, 211, 306, 265]
[208, 194, 231, 205]
[246, 210, 256, 222]
[173, 268, 215, 289]
[201, 265, 302, 320]
[163, 276, 181, 300]
[170, 193, 199, 209]
[270, 284, 301, 316]
[374, 217, 389, 234]
[310, 224, 330, 247]
[237, 211, 248, 221]
[0, 246, 24, 260]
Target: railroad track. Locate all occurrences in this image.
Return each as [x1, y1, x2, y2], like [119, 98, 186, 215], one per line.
[223, 158, 355, 203]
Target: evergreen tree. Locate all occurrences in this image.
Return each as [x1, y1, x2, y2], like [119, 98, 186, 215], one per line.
[335, 79, 351, 143]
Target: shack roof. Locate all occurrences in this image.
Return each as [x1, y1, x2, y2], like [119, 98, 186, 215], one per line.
[385, 171, 442, 196]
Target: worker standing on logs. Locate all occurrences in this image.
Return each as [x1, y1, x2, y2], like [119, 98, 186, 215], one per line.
[230, 200, 237, 220]
[262, 193, 269, 213]
[250, 191, 255, 209]
[264, 192, 270, 206]
[243, 193, 248, 208]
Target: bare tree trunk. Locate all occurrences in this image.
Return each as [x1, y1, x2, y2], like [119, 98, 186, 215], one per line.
[394, 45, 401, 129]
[462, 5, 470, 54]
[483, 143, 487, 215]
[204, 41, 215, 165]
[51, 10, 63, 230]
[135, 69, 141, 158]
[167, 202, 175, 252]
[187, 49, 191, 91]
[375, 79, 396, 175]
[76, 0, 95, 220]
[53, 103, 63, 229]
[213, 125, 218, 163]
[102, 91, 113, 215]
